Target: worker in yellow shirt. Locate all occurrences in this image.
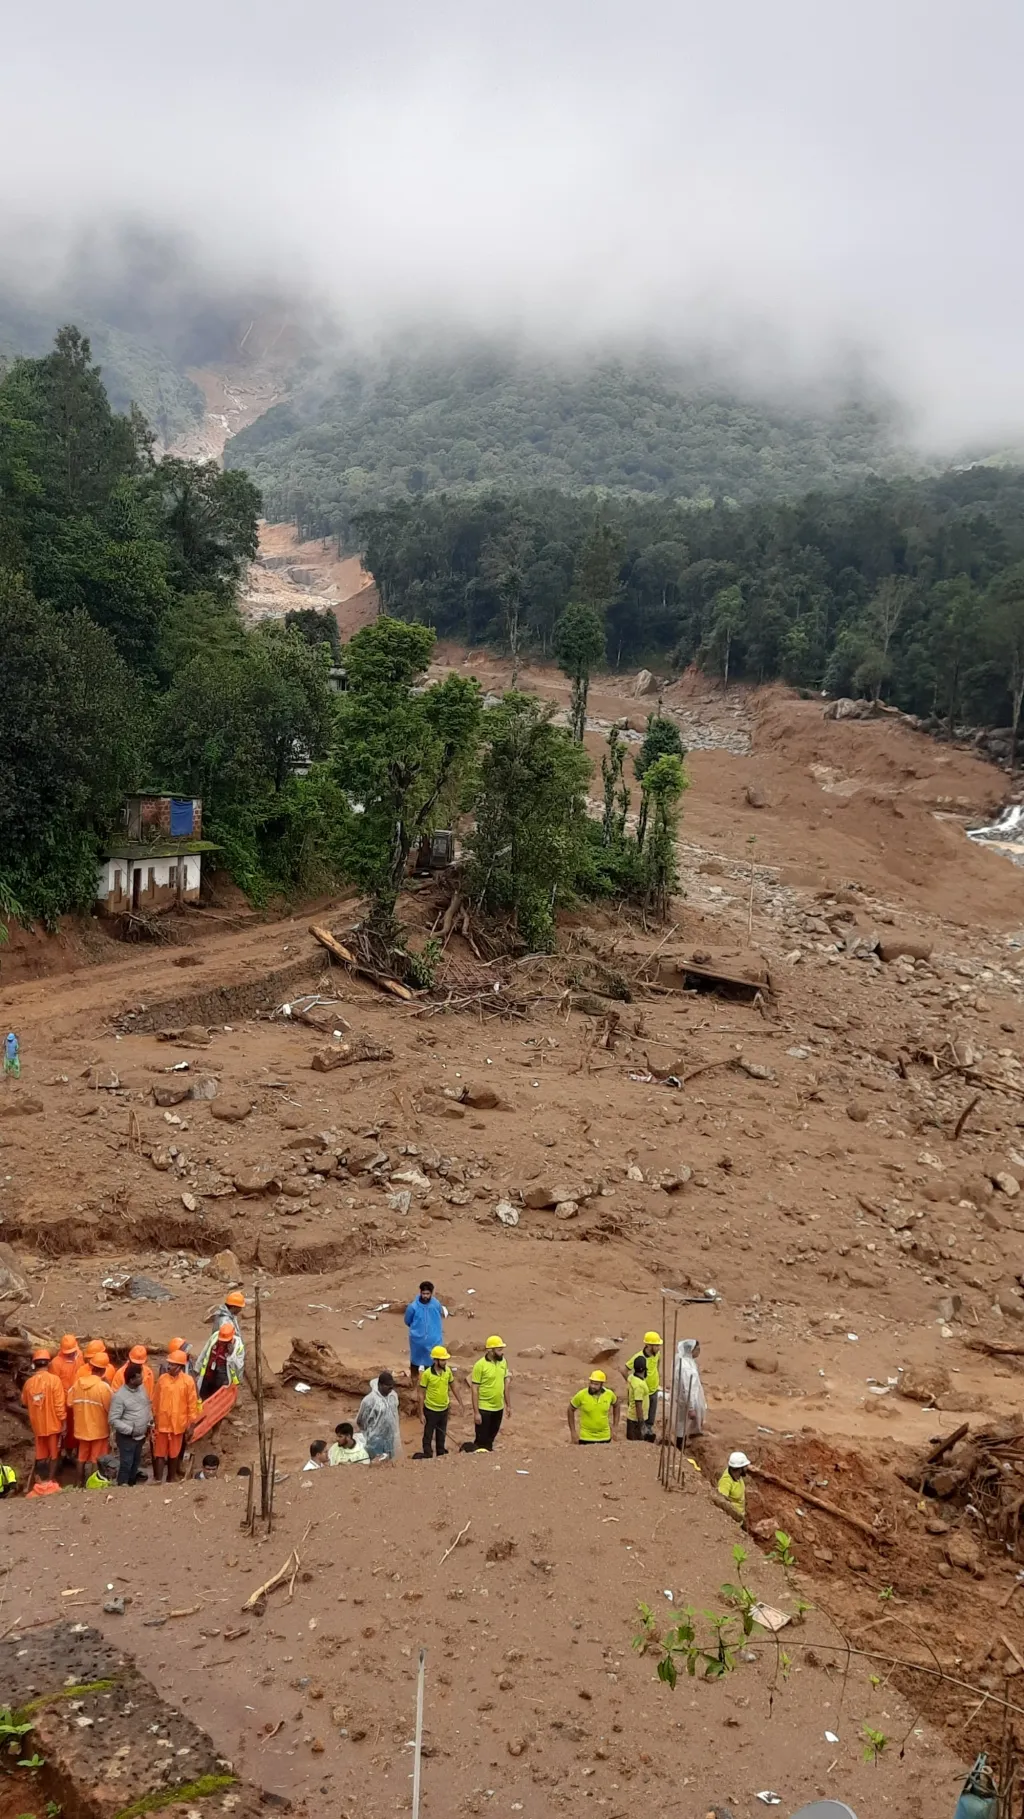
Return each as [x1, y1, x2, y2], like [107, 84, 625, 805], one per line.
[717, 1451, 750, 1524]
[568, 1371, 619, 1445]
[624, 1354, 651, 1441]
[622, 1331, 662, 1440]
[414, 1344, 463, 1458]
[464, 1337, 511, 1452]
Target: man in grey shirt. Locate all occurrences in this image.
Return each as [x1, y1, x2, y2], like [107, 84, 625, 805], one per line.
[109, 1361, 153, 1486]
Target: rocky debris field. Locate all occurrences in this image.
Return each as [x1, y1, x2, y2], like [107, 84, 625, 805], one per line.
[1, 677, 1024, 1815]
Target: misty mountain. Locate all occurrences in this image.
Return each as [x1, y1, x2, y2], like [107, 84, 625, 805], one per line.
[224, 343, 906, 538]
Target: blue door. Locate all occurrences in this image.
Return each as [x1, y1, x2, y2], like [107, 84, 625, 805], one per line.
[170, 799, 195, 837]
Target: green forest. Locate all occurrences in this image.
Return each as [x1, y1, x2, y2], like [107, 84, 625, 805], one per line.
[225, 342, 902, 536]
[357, 470, 1024, 759]
[1, 329, 684, 951]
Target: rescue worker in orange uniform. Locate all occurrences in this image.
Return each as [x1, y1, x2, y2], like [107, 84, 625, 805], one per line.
[151, 1349, 199, 1482]
[83, 1340, 116, 1384]
[68, 1354, 113, 1485]
[111, 1345, 155, 1398]
[21, 1348, 66, 1481]
[51, 1334, 83, 1457]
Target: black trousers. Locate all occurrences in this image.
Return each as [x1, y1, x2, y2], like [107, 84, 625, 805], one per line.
[116, 1434, 145, 1485]
[422, 1408, 449, 1456]
[474, 1408, 504, 1451]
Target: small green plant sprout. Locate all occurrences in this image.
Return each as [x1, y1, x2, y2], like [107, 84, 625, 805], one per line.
[0, 1709, 34, 1756]
[17, 1754, 44, 1771]
[767, 1530, 797, 1569]
[877, 1583, 895, 1602]
[861, 1725, 889, 1764]
[404, 935, 442, 989]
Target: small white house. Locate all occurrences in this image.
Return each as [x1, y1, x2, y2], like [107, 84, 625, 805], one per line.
[97, 796, 214, 917]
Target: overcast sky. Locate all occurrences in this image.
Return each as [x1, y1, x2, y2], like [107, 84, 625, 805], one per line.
[2, 0, 1021, 443]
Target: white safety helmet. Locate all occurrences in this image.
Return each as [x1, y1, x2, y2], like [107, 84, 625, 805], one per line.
[728, 1451, 751, 1471]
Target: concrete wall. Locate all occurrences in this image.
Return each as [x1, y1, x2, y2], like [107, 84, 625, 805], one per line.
[96, 853, 201, 915]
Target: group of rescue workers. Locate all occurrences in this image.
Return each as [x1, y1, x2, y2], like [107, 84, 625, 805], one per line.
[17, 1290, 247, 1494]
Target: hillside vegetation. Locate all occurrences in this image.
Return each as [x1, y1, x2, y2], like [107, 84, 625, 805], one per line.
[356, 470, 1024, 755]
[224, 342, 903, 534]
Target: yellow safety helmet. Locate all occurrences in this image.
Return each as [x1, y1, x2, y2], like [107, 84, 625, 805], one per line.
[589, 1370, 607, 1383]
[430, 1345, 450, 1360]
[643, 1331, 663, 1346]
[486, 1335, 505, 1350]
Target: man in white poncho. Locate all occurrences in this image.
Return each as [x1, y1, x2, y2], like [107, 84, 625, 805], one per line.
[673, 1338, 707, 1445]
[356, 1370, 402, 1461]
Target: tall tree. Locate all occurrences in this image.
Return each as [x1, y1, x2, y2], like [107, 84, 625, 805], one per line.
[333, 618, 482, 927]
[554, 602, 606, 742]
[986, 564, 1024, 773]
[468, 693, 592, 951]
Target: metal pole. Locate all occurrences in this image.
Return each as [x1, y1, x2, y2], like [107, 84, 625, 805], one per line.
[411, 1646, 427, 1819]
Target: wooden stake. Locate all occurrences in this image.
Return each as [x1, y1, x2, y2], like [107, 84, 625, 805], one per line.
[255, 1286, 268, 1519]
[412, 1647, 427, 1819]
[749, 1466, 888, 1543]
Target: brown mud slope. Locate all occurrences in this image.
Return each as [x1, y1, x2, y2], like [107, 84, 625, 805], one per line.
[1, 674, 1024, 1810]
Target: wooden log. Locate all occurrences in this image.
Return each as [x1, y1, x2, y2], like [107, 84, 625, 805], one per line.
[749, 1465, 888, 1544]
[968, 1339, 1024, 1358]
[308, 925, 415, 1002]
[925, 1422, 970, 1466]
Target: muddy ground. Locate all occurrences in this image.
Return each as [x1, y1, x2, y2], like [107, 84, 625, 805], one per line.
[2, 660, 1024, 1816]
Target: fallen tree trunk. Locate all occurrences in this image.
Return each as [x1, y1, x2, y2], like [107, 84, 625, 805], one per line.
[967, 1338, 1024, 1358]
[749, 1465, 889, 1544]
[309, 925, 415, 1002]
[282, 1336, 419, 1415]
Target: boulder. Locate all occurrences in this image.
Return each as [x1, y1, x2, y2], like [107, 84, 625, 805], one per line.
[208, 1248, 242, 1282]
[744, 785, 767, 809]
[343, 1139, 387, 1173]
[190, 1076, 219, 1101]
[232, 1172, 282, 1197]
[210, 1100, 252, 1123]
[554, 1201, 579, 1220]
[744, 1350, 779, 1375]
[0, 1097, 44, 1118]
[877, 935, 933, 964]
[522, 1179, 587, 1209]
[589, 1336, 621, 1363]
[152, 1083, 191, 1107]
[632, 668, 656, 697]
[464, 1085, 504, 1110]
[88, 1067, 121, 1091]
[994, 1172, 1021, 1198]
[311, 1039, 393, 1072]
[846, 1101, 871, 1123]
[390, 1167, 431, 1194]
[898, 1365, 951, 1405]
[495, 1201, 520, 1227]
[655, 1168, 692, 1193]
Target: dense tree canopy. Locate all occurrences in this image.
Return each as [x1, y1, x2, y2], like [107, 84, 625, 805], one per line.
[224, 342, 902, 540]
[356, 468, 1024, 738]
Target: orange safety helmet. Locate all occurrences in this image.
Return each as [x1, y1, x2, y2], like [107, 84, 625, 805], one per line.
[84, 1339, 106, 1358]
[60, 1334, 79, 1355]
[128, 1345, 148, 1363]
[217, 1322, 236, 1341]
[224, 1292, 245, 1309]
[31, 1349, 51, 1364]
[167, 1349, 188, 1366]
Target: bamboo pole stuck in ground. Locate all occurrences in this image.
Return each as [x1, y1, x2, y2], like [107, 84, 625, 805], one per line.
[255, 1286, 269, 1520]
[411, 1647, 427, 1819]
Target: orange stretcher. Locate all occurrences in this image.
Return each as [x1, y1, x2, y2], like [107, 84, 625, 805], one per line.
[190, 1383, 238, 1442]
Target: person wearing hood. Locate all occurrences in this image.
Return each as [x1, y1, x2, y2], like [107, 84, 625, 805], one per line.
[356, 1371, 402, 1461]
[717, 1451, 750, 1524]
[68, 1355, 113, 1485]
[51, 1334, 83, 1458]
[151, 1350, 199, 1482]
[673, 1339, 708, 1446]
[404, 1281, 445, 1378]
[194, 1323, 245, 1398]
[22, 1349, 66, 1481]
